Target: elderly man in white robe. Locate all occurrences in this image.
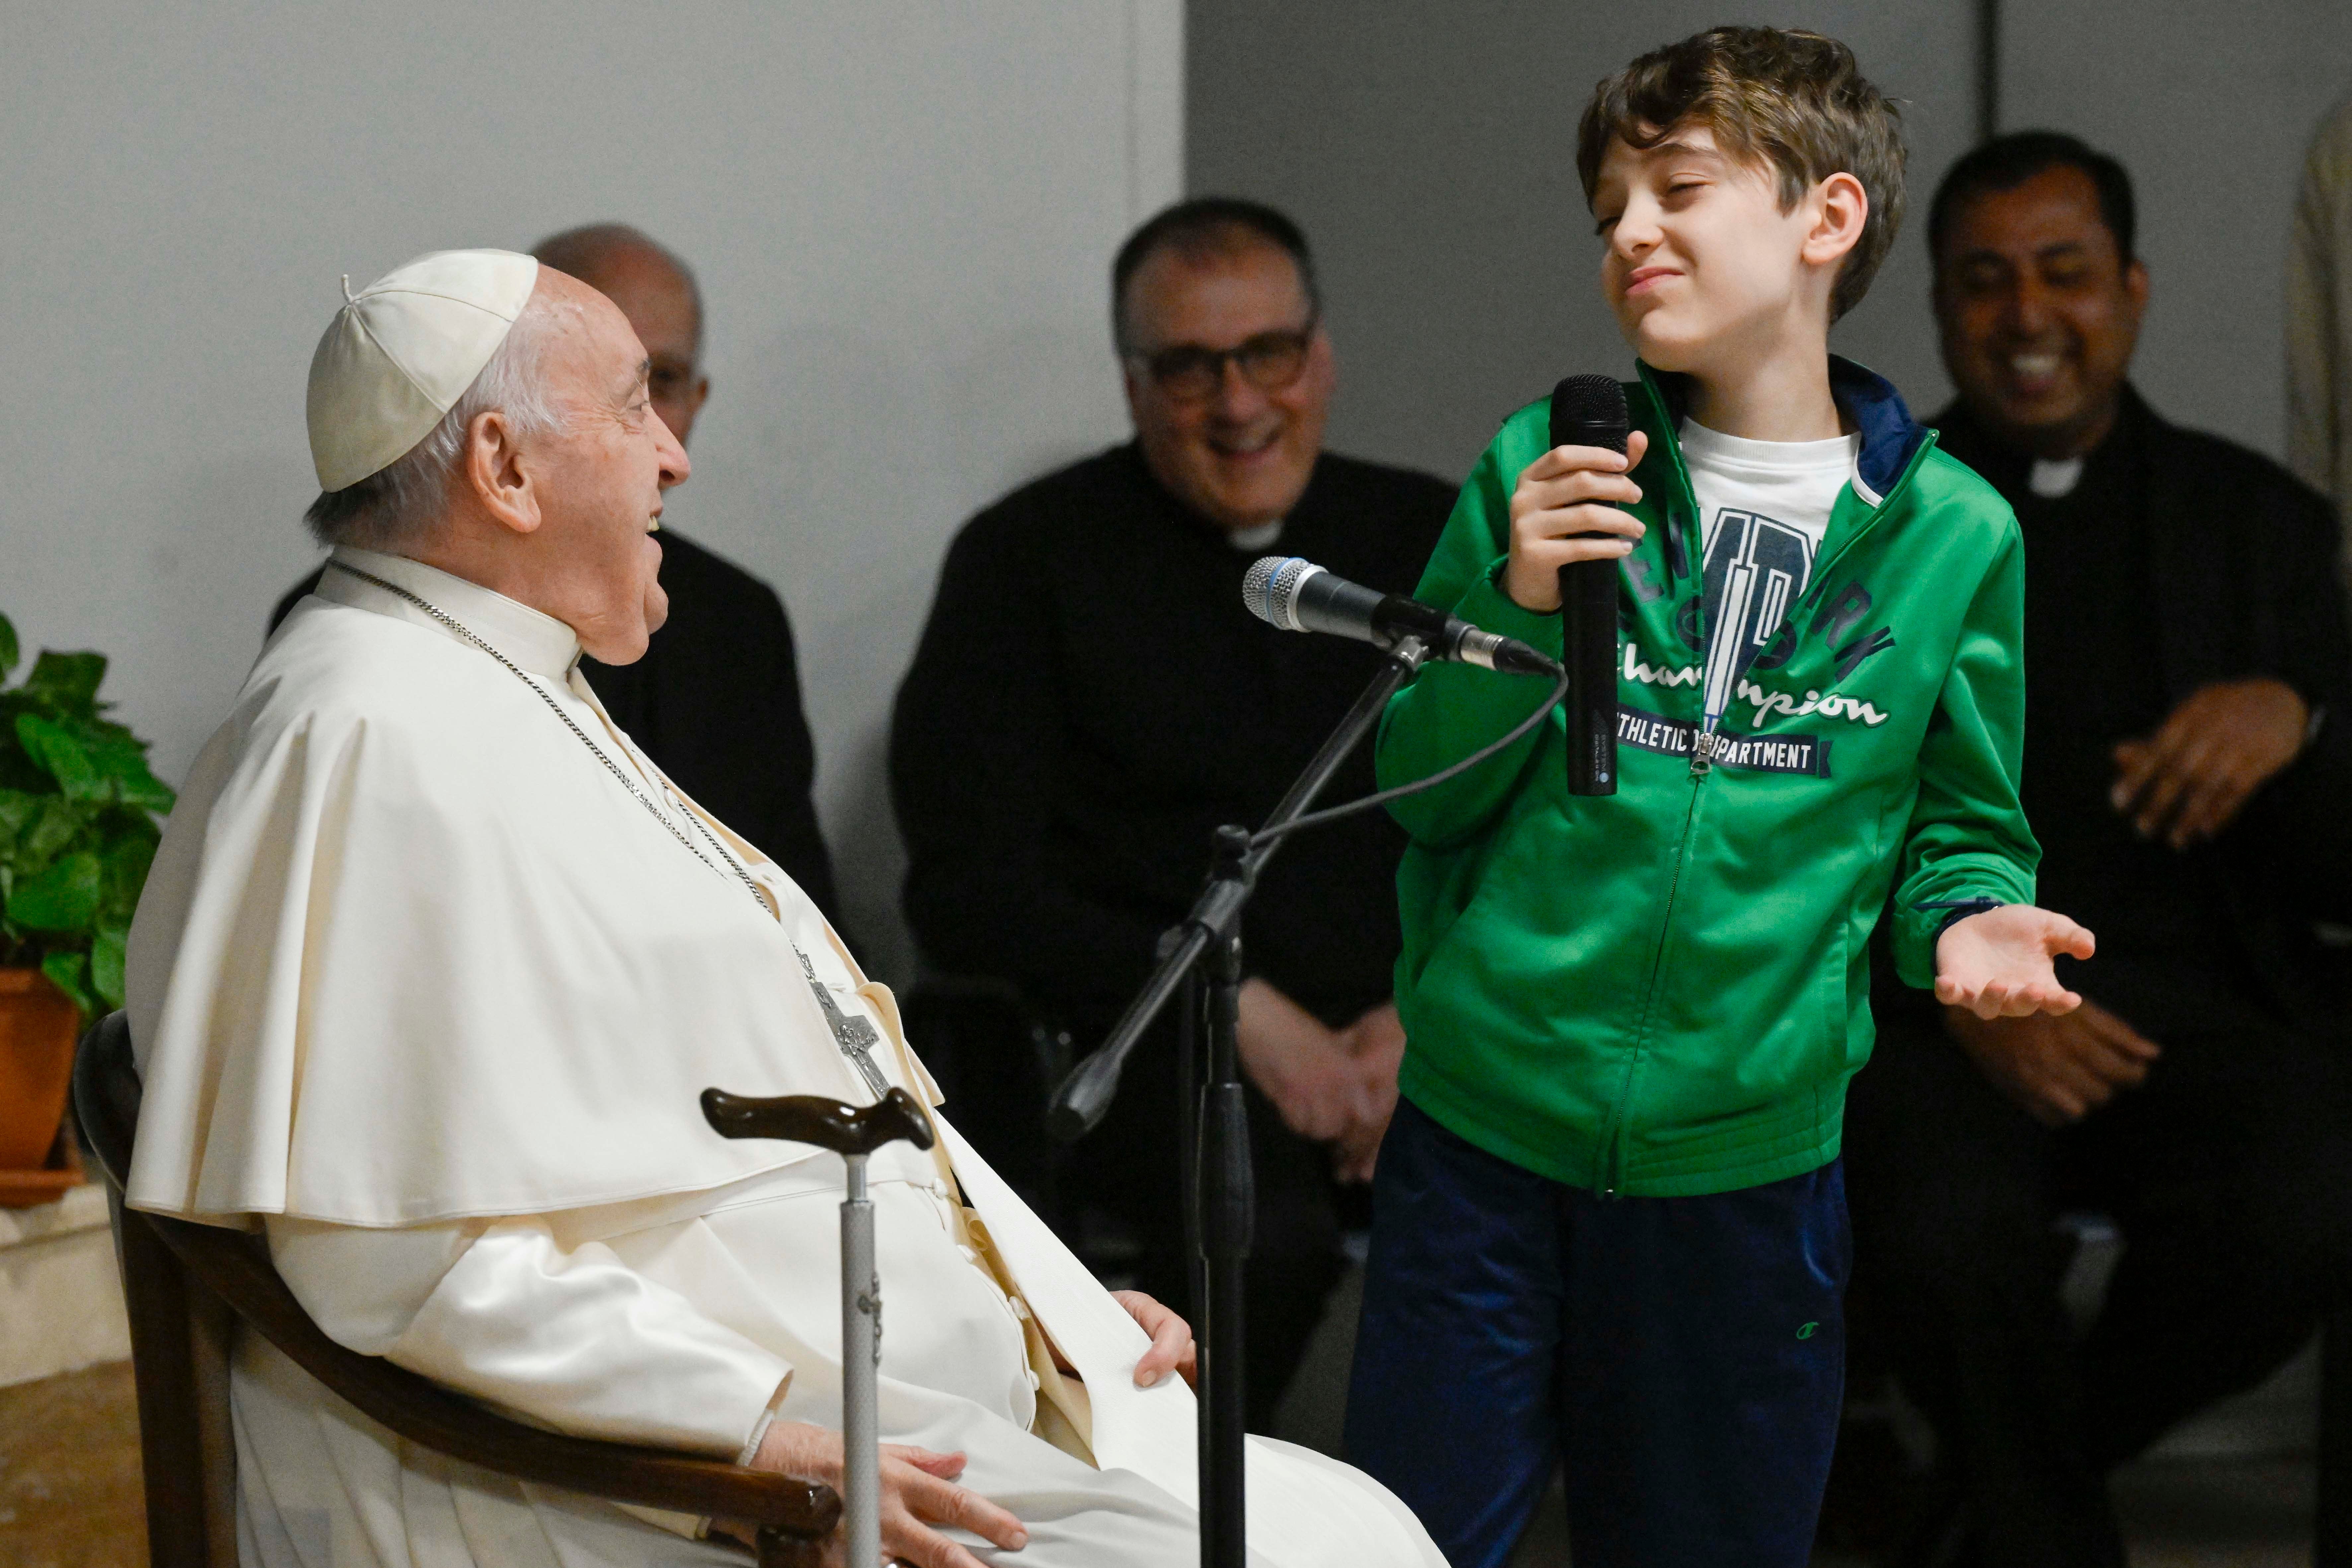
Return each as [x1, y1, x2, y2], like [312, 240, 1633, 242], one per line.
[123, 251, 1442, 1568]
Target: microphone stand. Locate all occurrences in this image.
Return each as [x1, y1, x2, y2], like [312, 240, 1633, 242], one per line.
[1049, 635, 1429, 1568]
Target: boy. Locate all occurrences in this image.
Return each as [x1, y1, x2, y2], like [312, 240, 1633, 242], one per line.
[1343, 28, 2093, 1568]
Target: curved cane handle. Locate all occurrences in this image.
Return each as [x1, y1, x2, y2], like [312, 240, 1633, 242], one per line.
[701, 1084, 936, 1156]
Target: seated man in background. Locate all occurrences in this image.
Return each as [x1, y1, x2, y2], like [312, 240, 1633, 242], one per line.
[890, 199, 1454, 1427]
[271, 222, 842, 922]
[1842, 132, 2352, 1568]
[131, 247, 1441, 1568]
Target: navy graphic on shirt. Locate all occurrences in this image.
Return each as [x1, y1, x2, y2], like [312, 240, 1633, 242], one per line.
[1700, 509, 1815, 726]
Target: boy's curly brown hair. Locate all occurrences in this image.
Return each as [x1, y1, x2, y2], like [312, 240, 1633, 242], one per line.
[1576, 27, 1906, 323]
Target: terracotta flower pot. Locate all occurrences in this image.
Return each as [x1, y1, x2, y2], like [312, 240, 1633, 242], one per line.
[0, 968, 81, 1170]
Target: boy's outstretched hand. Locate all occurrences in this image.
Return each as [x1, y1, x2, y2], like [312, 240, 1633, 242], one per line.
[1933, 904, 2095, 1018]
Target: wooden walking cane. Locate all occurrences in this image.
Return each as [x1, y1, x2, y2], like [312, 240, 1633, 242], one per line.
[703, 1085, 936, 1568]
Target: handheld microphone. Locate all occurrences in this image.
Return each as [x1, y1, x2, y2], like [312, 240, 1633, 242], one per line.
[1243, 556, 1560, 678]
[1549, 375, 1628, 795]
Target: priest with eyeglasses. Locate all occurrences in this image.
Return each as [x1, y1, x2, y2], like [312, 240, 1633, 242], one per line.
[123, 249, 1442, 1568]
[892, 199, 1454, 1429]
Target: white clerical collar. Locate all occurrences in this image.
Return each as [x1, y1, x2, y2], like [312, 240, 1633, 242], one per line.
[318, 546, 583, 680]
[2028, 457, 2084, 498]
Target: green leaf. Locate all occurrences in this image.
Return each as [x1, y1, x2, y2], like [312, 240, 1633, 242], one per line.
[19, 798, 80, 867]
[9, 851, 101, 932]
[0, 721, 44, 795]
[57, 719, 174, 813]
[0, 788, 37, 849]
[15, 714, 102, 800]
[116, 770, 175, 813]
[99, 831, 157, 915]
[89, 922, 127, 1009]
[0, 615, 16, 682]
[23, 651, 106, 719]
[39, 949, 93, 1022]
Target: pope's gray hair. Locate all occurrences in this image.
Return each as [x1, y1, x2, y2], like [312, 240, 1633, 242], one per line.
[302, 296, 567, 551]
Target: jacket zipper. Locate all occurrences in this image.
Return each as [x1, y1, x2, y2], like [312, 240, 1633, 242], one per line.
[1596, 482, 1713, 1196]
[1593, 397, 1942, 1194]
[1599, 764, 1708, 1195]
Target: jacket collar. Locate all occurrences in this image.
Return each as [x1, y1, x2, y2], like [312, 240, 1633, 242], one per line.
[1636, 355, 1930, 505]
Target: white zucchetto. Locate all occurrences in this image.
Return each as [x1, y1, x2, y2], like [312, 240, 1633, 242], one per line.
[305, 249, 540, 492]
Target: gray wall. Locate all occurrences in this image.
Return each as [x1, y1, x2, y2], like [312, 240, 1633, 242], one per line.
[2005, 1, 2352, 454]
[3, 2, 1182, 982]
[1191, 1, 2350, 482]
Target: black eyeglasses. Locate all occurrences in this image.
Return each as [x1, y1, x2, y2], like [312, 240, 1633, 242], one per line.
[1127, 314, 1319, 402]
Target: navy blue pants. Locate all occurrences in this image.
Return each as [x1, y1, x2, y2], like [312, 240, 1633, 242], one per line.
[1345, 1098, 1849, 1568]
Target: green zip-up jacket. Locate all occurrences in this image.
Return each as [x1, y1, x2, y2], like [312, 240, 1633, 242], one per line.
[1380, 359, 2039, 1197]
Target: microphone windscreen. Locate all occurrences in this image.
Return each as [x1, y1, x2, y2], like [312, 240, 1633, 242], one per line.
[1242, 556, 1317, 632]
[1549, 374, 1630, 455]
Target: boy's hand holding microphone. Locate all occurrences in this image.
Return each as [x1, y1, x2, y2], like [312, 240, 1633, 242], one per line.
[1502, 429, 1652, 613]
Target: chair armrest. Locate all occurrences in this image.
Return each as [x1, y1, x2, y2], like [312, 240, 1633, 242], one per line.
[143, 1211, 839, 1542]
[74, 1009, 839, 1559]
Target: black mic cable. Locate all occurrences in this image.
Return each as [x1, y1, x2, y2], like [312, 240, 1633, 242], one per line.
[1239, 555, 1571, 850]
[1246, 665, 1571, 850]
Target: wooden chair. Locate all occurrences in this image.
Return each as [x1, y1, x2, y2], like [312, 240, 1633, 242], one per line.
[70, 1010, 840, 1567]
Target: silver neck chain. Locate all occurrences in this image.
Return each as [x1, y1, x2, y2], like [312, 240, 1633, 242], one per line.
[328, 560, 898, 1100]
[325, 560, 773, 918]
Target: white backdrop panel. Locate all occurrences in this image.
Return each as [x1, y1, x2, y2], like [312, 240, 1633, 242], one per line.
[1187, 1, 1975, 485]
[0, 2, 1184, 980]
[2002, 0, 2352, 459]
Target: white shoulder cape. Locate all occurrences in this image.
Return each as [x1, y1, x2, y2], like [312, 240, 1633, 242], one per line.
[125, 552, 879, 1227]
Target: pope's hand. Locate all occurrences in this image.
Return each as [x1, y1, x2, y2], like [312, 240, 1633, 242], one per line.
[739, 1421, 1027, 1568]
[1112, 1289, 1199, 1389]
[1933, 904, 2096, 1018]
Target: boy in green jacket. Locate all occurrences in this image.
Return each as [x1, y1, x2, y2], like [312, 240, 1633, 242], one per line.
[1343, 28, 2094, 1567]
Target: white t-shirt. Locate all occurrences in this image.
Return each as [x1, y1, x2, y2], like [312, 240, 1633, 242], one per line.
[1679, 418, 1859, 726]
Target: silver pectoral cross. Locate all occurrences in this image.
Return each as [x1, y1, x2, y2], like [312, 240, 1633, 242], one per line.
[799, 951, 891, 1099]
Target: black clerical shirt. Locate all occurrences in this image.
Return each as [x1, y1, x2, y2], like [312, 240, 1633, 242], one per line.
[891, 442, 1455, 1028]
[1932, 392, 2321, 1032]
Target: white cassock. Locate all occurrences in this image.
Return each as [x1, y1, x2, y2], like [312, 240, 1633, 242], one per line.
[124, 547, 1442, 1568]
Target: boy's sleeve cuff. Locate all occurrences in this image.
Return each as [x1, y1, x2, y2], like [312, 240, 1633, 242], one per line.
[1892, 871, 2036, 989]
[1924, 898, 2004, 941]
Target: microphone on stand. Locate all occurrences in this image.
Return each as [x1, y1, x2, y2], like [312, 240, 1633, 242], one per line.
[1548, 375, 1629, 795]
[1242, 556, 1560, 677]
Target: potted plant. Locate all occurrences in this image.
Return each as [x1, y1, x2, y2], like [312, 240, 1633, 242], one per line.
[0, 611, 174, 1201]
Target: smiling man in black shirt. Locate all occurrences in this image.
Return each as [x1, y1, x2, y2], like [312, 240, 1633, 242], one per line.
[1842, 134, 2352, 1567]
[890, 199, 1452, 1425]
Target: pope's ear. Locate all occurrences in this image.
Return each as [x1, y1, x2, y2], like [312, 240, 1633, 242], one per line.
[463, 409, 544, 536]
